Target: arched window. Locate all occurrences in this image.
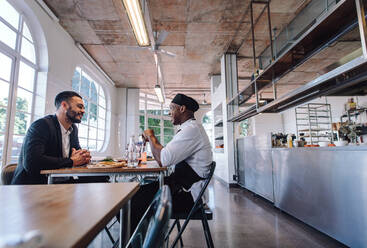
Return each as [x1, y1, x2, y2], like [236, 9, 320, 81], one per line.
[0, 0, 40, 166]
[72, 67, 107, 152]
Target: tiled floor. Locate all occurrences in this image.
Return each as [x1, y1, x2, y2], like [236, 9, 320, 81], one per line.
[89, 179, 346, 248]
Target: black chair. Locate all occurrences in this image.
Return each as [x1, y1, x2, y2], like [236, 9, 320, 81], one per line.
[166, 162, 216, 248]
[125, 185, 172, 248]
[1, 163, 17, 185]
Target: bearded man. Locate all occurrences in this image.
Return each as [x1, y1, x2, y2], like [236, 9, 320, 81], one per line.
[11, 91, 91, 184]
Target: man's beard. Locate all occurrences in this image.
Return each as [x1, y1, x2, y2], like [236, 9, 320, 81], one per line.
[66, 107, 82, 123]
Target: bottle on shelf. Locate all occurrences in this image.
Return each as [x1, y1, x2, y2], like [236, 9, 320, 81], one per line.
[287, 134, 293, 148]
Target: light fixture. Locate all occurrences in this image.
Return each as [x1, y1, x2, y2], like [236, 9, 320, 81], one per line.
[154, 85, 164, 103]
[122, 0, 150, 46]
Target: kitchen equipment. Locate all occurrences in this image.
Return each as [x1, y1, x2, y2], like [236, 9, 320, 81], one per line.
[334, 140, 348, 146]
[319, 141, 329, 147]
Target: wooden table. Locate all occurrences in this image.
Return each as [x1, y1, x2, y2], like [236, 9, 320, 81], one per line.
[0, 183, 139, 248]
[41, 161, 167, 187]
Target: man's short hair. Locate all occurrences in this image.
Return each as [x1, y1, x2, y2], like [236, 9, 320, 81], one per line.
[54, 91, 82, 109]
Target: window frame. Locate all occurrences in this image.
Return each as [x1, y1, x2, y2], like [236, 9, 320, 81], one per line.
[72, 66, 107, 152]
[0, 1, 40, 166]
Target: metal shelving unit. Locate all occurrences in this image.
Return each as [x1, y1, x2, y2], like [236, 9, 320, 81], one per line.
[295, 103, 333, 144]
[213, 104, 224, 153]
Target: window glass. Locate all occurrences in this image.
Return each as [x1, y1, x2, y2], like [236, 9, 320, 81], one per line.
[90, 114, 97, 127]
[22, 22, 33, 41]
[0, 135, 4, 161]
[72, 67, 107, 152]
[90, 82, 97, 103]
[0, 50, 12, 82]
[0, 0, 19, 29]
[164, 128, 174, 136]
[72, 69, 81, 91]
[0, 80, 9, 106]
[14, 112, 31, 135]
[164, 120, 173, 128]
[18, 61, 35, 92]
[78, 124, 88, 139]
[0, 107, 7, 133]
[0, 21, 16, 49]
[99, 95, 106, 108]
[97, 128, 105, 141]
[21, 37, 36, 63]
[16, 88, 32, 113]
[97, 140, 103, 151]
[0, 6, 38, 165]
[81, 74, 90, 98]
[140, 93, 174, 146]
[139, 115, 145, 132]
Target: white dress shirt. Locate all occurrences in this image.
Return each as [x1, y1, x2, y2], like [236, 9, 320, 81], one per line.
[58, 120, 73, 158]
[160, 119, 213, 201]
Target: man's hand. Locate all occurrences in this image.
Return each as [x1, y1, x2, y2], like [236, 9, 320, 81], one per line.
[143, 129, 163, 166]
[143, 129, 155, 141]
[71, 148, 91, 166]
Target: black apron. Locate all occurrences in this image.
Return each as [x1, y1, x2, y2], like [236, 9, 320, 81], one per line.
[165, 160, 204, 195]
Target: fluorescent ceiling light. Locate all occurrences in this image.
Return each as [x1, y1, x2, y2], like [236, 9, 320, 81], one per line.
[154, 85, 164, 103]
[122, 0, 150, 46]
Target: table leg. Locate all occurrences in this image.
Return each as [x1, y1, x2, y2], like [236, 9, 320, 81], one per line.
[159, 172, 164, 188]
[119, 200, 131, 248]
[47, 175, 53, 184]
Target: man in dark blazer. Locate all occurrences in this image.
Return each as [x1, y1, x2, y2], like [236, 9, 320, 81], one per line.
[11, 91, 91, 185]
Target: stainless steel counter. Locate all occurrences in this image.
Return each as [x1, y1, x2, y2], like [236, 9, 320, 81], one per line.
[236, 137, 367, 247]
[237, 134, 274, 202]
[272, 148, 367, 247]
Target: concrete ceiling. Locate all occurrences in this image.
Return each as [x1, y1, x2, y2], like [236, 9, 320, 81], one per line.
[43, 0, 360, 104]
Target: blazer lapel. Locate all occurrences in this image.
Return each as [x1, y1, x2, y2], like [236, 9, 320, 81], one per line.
[52, 115, 63, 157]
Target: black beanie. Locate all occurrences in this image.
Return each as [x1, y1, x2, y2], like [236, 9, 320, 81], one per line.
[171, 93, 199, 112]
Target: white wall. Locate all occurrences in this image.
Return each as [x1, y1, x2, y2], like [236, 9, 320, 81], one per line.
[13, 0, 139, 158]
[250, 113, 284, 135]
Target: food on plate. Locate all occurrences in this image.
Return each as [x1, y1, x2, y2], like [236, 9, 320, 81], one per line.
[101, 157, 114, 162]
[87, 160, 126, 169]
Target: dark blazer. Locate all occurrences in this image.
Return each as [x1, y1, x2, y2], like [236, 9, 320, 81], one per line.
[11, 115, 81, 185]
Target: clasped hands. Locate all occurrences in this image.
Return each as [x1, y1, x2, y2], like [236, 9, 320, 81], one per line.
[71, 148, 91, 166]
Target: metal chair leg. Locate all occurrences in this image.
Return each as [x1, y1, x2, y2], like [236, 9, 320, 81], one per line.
[200, 207, 214, 248]
[170, 213, 192, 248]
[166, 219, 178, 241]
[176, 219, 184, 247]
[104, 227, 115, 244]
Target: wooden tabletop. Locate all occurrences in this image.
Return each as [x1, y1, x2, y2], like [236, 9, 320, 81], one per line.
[41, 161, 166, 175]
[0, 183, 139, 248]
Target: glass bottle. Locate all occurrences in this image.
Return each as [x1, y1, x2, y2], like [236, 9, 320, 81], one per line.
[127, 135, 137, 167]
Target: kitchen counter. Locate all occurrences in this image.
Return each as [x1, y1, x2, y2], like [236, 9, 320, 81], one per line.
[237, 135, 367, 247]
[273, 145, 367, 151]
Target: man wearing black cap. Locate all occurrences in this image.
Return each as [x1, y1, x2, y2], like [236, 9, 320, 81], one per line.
[131, 93, 212, 229]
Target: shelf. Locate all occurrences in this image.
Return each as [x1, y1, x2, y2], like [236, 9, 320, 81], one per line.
[214, 120, 223, 127]
[214, 148, 224, 153]
[303, 135, 331, 138]
[296, 123, 331, 126]
[340, 108, 367, 118]
[299, 128, 330, 132]
[215, 136, 224, 140]
[227, 0, 357, 120]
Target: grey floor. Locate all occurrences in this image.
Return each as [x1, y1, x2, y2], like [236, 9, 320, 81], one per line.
[89, 179, 346, 248]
